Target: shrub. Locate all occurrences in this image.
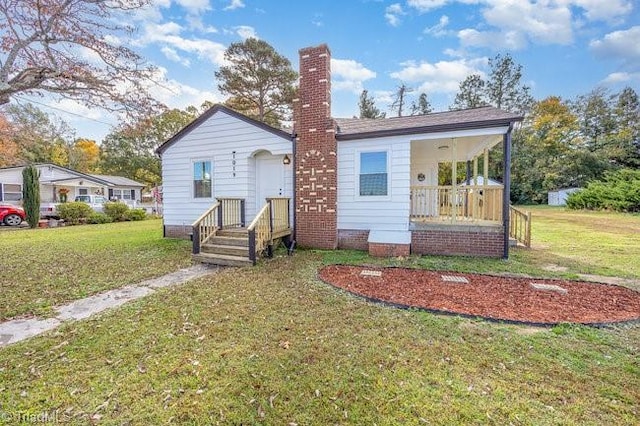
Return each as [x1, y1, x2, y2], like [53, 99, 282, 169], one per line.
[566, 169, 640, 212]
[103, 201, 129, 221]
[124, 208, 147, 221]
[87, 212, 113, 224]
[56, 202, 93, 225]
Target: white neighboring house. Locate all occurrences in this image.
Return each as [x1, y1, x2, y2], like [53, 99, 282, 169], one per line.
[0, 164, 145, 212]
[548, 187, 582, 206]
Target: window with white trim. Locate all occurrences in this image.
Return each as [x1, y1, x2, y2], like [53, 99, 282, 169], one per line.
[193, 160, 212, 198]
[359, 151, 388, 196]
[110, 189, 133, 200]
[1, 183, 22, 201]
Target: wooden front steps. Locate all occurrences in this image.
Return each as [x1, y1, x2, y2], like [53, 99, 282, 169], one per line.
[193, 227, 253, 266]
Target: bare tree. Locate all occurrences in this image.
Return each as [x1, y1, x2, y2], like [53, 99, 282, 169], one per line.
[0, 0, 161, 116]
[390, 83, 413, 117]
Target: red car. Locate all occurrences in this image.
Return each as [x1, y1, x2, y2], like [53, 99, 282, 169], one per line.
[0, 204, 26, 226]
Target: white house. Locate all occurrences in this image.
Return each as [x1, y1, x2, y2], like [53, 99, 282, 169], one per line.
[0, 164, 145, 206]
[548, 187, 581, 206]
[157, 44, 523, 265]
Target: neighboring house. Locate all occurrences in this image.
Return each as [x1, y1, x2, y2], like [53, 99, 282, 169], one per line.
[0, 164, 145, 207]
[157, 44, 523, 262]
[548, 188, 581, 206]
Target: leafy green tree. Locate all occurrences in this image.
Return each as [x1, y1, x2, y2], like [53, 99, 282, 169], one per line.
[22, 165, 40, 227]
[410, 93, 432, 115]
[572, 87, 617, 153]
[611, 86, 640, 168]
[100, 107, 198, 187]
[451, 74, 487, 110]
[485, 53, 534, 114]
[358, 90, 386, 119]
[215, 38, 297, 126]
[5, 103, 73, 164]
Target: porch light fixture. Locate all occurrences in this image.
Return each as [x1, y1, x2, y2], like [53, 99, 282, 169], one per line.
[283, 154, 291, 165]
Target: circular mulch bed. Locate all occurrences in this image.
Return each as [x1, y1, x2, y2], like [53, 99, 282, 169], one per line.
[318, 265, 640, 326]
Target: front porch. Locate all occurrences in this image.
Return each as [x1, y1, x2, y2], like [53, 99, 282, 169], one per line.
[191, 197, 293, 266]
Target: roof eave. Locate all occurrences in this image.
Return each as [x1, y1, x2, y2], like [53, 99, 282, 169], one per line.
[336, 117, 523, 141]
[155, 104, 294, 155]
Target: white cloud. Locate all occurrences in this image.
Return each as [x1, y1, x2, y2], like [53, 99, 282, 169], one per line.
[145, 67, 222, 111]
[161, 46, 191, 66]
[54, 99, 105, 122]
[409, 1, 633, 50]
[458, 28, 528, 50]
[590, 26, 640, 68]
[571, 0, 633, 23]
[385, 3, 405, 27]
[424, 15, 450, 37]
[235, 25, 257, 39]
[390, 58, 486, 94]
[175, 0, 211, 13]
[331, 58, 377, 93]
[138, 22, 227, 66]
[407, 0, 453, 12]
[224, 0, 245, 11]
[602, 72, 640, 84]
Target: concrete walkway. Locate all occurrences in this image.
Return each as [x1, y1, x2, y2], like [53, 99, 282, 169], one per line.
[0, 264, 217, 347]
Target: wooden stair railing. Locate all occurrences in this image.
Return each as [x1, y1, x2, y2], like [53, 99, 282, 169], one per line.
[191, 201, 220, 255]
[247, 197, 292, 264]
[247, 202, 271, 265]
[509, 205, 532, 248]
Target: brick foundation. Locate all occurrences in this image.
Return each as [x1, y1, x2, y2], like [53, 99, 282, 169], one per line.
[411, 226, 504, 257]
[337, 229, 369, 250]
[369, 243, 410, 257]
[293, 44, 338, 249]
[163, 224, 192, 239]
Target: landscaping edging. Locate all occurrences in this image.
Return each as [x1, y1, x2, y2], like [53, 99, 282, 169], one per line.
[317, 265, 640, 328]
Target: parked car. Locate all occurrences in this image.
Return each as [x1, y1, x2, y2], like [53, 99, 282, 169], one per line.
[74, 195, 107, 212]
[0, 204, 26, 226]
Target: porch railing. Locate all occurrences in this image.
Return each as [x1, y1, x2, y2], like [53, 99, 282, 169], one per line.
[192, 197, 246, 254]
[509, 206, 532, 248]
[217, 197, 245, 228]
[191, 202, 220, 254]
[410, 185, 503, 223]
[248, 197, 291, 264]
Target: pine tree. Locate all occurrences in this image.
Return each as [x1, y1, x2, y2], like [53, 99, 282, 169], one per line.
[22, 165, 40, 228]
[215, 38, 297, 126]
[410, 93, 432, 115]
[358, 90, 385, 118]
[390, 83, 413, 117]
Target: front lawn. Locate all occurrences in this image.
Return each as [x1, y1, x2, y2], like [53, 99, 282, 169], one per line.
[0, 220, 191, 320]
[0, 252, 638, 424]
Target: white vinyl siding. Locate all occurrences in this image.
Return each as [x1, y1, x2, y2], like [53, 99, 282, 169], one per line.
[161, 110, 292, 227]
[337, 136, 411, 232]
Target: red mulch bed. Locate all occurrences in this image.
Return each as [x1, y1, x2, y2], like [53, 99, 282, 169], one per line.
[318, 265, 640, 326]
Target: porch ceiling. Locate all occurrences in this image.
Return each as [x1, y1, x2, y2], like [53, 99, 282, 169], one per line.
[410, 133, 503, 162]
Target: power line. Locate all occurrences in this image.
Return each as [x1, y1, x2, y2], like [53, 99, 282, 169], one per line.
[13, 95, 116, 126]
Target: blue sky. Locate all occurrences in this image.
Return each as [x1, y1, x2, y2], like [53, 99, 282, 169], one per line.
[33, 0, 640, 141]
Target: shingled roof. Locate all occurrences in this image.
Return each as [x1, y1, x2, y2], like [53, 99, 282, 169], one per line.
[334, 106, 523, 140]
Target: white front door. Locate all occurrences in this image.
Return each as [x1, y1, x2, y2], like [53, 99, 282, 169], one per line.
[255, 152, 284, 209]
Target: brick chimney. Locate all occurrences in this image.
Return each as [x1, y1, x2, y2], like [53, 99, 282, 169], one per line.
[293, 44, 337, 249]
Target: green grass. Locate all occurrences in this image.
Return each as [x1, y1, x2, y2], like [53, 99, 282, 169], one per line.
[0, 252, 638, 425]
[0, 208, 638, 424]
[519, 206, 640, 280]
[0, 220, 191, 320]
